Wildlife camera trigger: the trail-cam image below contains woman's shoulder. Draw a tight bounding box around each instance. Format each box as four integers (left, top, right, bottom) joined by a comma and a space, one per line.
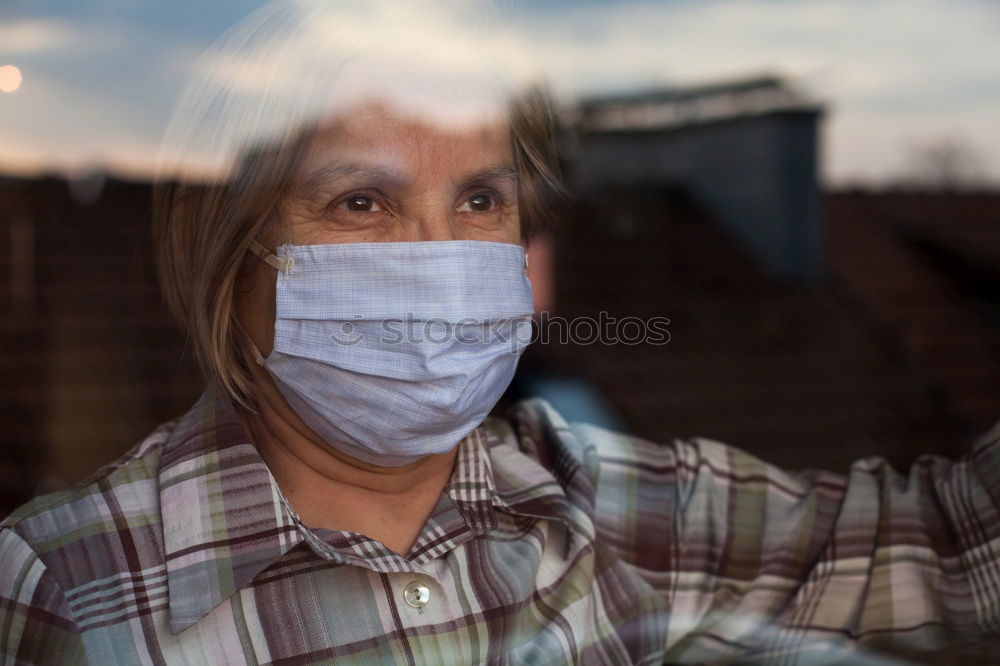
504, 396, 686, 470
501, 396, 724, 512
497, 397, 690, 499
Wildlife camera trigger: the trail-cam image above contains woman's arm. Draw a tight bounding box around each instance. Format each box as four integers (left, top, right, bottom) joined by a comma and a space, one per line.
577, 416, 1000, 661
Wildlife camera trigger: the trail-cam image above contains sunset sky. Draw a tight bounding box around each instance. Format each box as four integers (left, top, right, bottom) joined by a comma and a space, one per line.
1, 0, 998, 186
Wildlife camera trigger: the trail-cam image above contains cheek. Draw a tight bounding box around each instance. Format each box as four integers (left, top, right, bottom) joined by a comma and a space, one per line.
279, 200, 395, 245
234, 262, 278, 356
278, 200, 328, 243
500, 206, 522, 243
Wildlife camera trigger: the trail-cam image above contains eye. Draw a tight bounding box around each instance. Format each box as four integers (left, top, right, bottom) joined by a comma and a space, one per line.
336, 194, 384, 213
459, 193, 499, 213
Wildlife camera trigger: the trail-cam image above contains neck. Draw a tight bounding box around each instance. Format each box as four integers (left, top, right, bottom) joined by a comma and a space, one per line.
237, 367, 460, 551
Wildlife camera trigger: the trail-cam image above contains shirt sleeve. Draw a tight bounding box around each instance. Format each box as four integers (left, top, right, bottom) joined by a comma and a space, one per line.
581, 418, 1000, 661
0, 527, 87, 665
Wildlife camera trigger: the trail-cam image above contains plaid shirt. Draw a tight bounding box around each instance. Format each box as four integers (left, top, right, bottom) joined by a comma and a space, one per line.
2, 386, 1000, 665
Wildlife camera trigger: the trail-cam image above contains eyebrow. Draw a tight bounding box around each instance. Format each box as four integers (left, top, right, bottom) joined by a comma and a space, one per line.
463, 164, 519, 183
301, 161, 408, 196
300, 160, 520, 198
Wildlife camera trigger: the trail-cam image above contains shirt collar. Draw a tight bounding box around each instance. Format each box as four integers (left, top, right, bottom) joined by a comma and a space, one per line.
158, 387, 592, 635
159, 385, 305, 635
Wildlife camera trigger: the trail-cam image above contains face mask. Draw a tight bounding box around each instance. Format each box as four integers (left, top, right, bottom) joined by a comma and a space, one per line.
248, 240, 534, 467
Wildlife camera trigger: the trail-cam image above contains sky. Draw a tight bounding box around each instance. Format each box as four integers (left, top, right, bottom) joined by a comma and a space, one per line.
1, 0, 999, 186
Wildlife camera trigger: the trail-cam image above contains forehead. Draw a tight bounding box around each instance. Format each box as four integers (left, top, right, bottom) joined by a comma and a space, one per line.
297, 101, 513, 179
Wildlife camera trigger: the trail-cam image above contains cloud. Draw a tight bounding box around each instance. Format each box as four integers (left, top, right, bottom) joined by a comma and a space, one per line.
0, 65, 164, 175
185, 0, 997, 130
514, 0, 1000, 96
0, 19, 78, 55
510, 0, 1000, 183
1, 0, 999, 184
0, 16, 206, 178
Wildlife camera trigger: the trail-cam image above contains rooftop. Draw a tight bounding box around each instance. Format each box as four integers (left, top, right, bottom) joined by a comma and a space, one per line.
575, 74, 824, 132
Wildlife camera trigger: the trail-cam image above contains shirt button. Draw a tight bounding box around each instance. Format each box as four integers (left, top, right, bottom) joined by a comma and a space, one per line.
403, 581, 431, 609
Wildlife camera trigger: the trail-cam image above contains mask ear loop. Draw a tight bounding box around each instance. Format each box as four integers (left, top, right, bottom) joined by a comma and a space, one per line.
248, 339, 266, 366
232, 315, 267, 367
241, 239, 294, 366
249, 239, 295, 272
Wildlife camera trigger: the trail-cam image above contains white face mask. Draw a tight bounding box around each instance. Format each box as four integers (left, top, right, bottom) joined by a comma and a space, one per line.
248, 240, 534, 466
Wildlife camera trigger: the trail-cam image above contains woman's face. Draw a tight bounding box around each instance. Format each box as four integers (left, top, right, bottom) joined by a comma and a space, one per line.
274, 102, 521, 245
237, 100, 521, 358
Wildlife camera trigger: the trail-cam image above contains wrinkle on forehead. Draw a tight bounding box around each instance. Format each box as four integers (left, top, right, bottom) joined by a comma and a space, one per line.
295, 100, 513, 190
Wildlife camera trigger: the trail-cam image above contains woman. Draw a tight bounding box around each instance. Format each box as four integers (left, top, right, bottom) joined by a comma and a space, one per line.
2, 1, 999, 664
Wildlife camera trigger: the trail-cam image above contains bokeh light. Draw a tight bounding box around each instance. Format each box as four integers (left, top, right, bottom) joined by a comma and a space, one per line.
0, 65, 23, 93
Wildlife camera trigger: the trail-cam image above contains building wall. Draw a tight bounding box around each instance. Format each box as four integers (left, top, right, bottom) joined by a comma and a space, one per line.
0, 177, 201, 515
571, 110, 823, 282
